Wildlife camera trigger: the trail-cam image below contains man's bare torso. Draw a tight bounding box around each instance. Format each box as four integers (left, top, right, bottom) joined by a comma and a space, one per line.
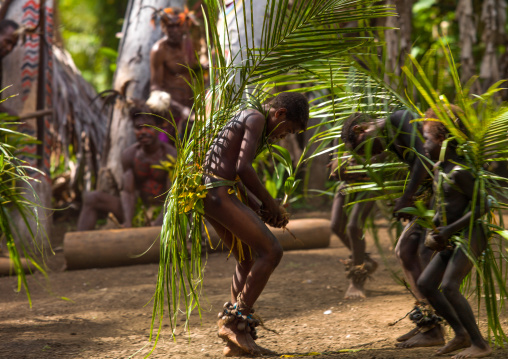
125, 142, 176, 206
152, 38, 196, 108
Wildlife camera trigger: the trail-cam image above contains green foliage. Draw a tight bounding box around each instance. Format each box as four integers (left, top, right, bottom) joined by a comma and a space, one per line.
59, 0, 126, 91
402, 42, 508, 345
151, 0, 395, 348
397, 200, 436, 230
0, 93, 47, 306
412, 0, 458, 58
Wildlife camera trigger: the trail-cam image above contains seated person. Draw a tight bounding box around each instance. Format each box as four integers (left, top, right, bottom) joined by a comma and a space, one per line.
77, 104, 176, 230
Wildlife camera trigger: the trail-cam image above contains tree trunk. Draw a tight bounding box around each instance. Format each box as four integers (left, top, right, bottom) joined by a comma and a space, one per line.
102, 0, 183, 187
479, 0, 506, 93
456, 0, 480, 93
385, 0, 413, 84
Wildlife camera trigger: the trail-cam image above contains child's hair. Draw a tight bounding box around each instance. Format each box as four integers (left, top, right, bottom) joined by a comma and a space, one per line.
0, 19, 19, 34
423, 105, 466, 143
270, 92, 309, 130
129, 101, 159, 125
340, 112, 372, 147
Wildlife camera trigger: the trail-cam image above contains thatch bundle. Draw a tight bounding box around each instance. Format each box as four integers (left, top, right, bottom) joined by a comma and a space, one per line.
51, 46, 108, 191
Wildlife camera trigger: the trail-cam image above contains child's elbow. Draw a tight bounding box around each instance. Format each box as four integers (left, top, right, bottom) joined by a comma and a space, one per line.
475, 196, 490, 217
236, 163, 250, 177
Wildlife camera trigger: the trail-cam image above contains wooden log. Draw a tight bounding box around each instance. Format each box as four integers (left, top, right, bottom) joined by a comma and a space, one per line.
207, 218, 331, 251
271, 218, 331, 250
17, 109, 54, 121
0, 257, 36, 276
64, 227, 161, 270
64, 218, 331, 270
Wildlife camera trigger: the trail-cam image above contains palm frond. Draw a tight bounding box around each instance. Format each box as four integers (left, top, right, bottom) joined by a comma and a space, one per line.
0, 110, 47, 306
151, 0, 396, 346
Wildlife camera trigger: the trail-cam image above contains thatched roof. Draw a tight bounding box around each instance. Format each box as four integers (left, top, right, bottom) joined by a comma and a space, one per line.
51, 45, 108, 177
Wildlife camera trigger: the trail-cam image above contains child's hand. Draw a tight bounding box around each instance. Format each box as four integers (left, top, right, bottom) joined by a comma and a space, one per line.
424, 227, 452, 251
259, 200, 288, 228
393, 197, 415, 220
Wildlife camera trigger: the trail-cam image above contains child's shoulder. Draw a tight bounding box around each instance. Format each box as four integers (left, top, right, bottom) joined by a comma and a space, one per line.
448, 162, 475, 188
238, 108, 266, 126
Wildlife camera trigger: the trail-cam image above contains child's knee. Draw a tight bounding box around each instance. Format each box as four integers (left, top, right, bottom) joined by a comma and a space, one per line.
346, 221, 361, 235
330, 221, 344, 237
416, 276, 433, 297
82, 191, 99, 206
267, 242, 283, 267
440, 280, 460, 298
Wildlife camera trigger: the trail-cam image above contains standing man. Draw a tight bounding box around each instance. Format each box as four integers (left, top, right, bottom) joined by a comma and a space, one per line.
148, 7, 201, 141
0, 19, 20, 116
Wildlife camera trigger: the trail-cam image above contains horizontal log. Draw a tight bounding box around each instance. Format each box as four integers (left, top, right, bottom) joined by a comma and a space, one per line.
64, 218, 331, 270
18, 109, 54, 121
0, 257, 36, 276
64, 227, 161, 270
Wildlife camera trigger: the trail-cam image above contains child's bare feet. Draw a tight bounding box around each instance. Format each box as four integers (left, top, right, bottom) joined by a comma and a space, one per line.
218, 318, 261, 355
451, 343, 492, 359
223, 341, 248, 357
396, 326, 420, 342
344, 280, 366, 299
435, 335, 471, 355
396, 325, 445, 348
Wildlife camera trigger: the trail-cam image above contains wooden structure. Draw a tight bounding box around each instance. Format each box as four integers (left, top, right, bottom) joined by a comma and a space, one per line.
63, 218, 331, 270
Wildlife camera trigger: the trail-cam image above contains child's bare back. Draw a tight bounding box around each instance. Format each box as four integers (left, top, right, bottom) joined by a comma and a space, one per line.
204, 109, 266, 181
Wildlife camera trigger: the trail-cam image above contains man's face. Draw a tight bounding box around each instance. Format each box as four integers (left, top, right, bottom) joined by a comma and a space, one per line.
161, 18, 188, 45
0, 26, 19, 59
133, 116, 158, 146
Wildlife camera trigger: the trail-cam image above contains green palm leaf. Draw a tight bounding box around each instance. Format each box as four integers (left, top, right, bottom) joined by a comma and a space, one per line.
151, 0, 396, 348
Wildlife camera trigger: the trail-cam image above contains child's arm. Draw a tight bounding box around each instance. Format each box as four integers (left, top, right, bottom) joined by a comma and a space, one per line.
431, 168, 489, 243
390, 112, 430, 219
236, 113, 286, 227
237, 183, 262, 213
120, 146, 137, 228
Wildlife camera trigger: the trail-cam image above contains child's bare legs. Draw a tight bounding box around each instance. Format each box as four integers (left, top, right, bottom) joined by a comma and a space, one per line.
331, 190, 350, 249
343, 199, 377, 300
204, 187, 282, 355
208, 220, 256, 305
395, 220, 427, 300
77, 191, 123, 230
417, 228, 491, 358
395, 222, 444, 346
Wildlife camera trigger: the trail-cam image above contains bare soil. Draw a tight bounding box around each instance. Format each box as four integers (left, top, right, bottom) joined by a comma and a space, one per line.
1, 215, 507, 359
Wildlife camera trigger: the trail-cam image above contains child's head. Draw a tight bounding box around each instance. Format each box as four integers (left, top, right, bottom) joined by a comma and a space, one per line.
341, 112, 383, 155
130, 102, 160, 146
422, 105, 465, 161
267, 92, 309, 141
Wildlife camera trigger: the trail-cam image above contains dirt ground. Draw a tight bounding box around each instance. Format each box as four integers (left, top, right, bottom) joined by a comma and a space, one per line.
1, 214, 507, 359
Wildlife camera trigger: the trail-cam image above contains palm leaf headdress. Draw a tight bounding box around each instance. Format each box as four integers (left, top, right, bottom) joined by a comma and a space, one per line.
149, 0, 396, 346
